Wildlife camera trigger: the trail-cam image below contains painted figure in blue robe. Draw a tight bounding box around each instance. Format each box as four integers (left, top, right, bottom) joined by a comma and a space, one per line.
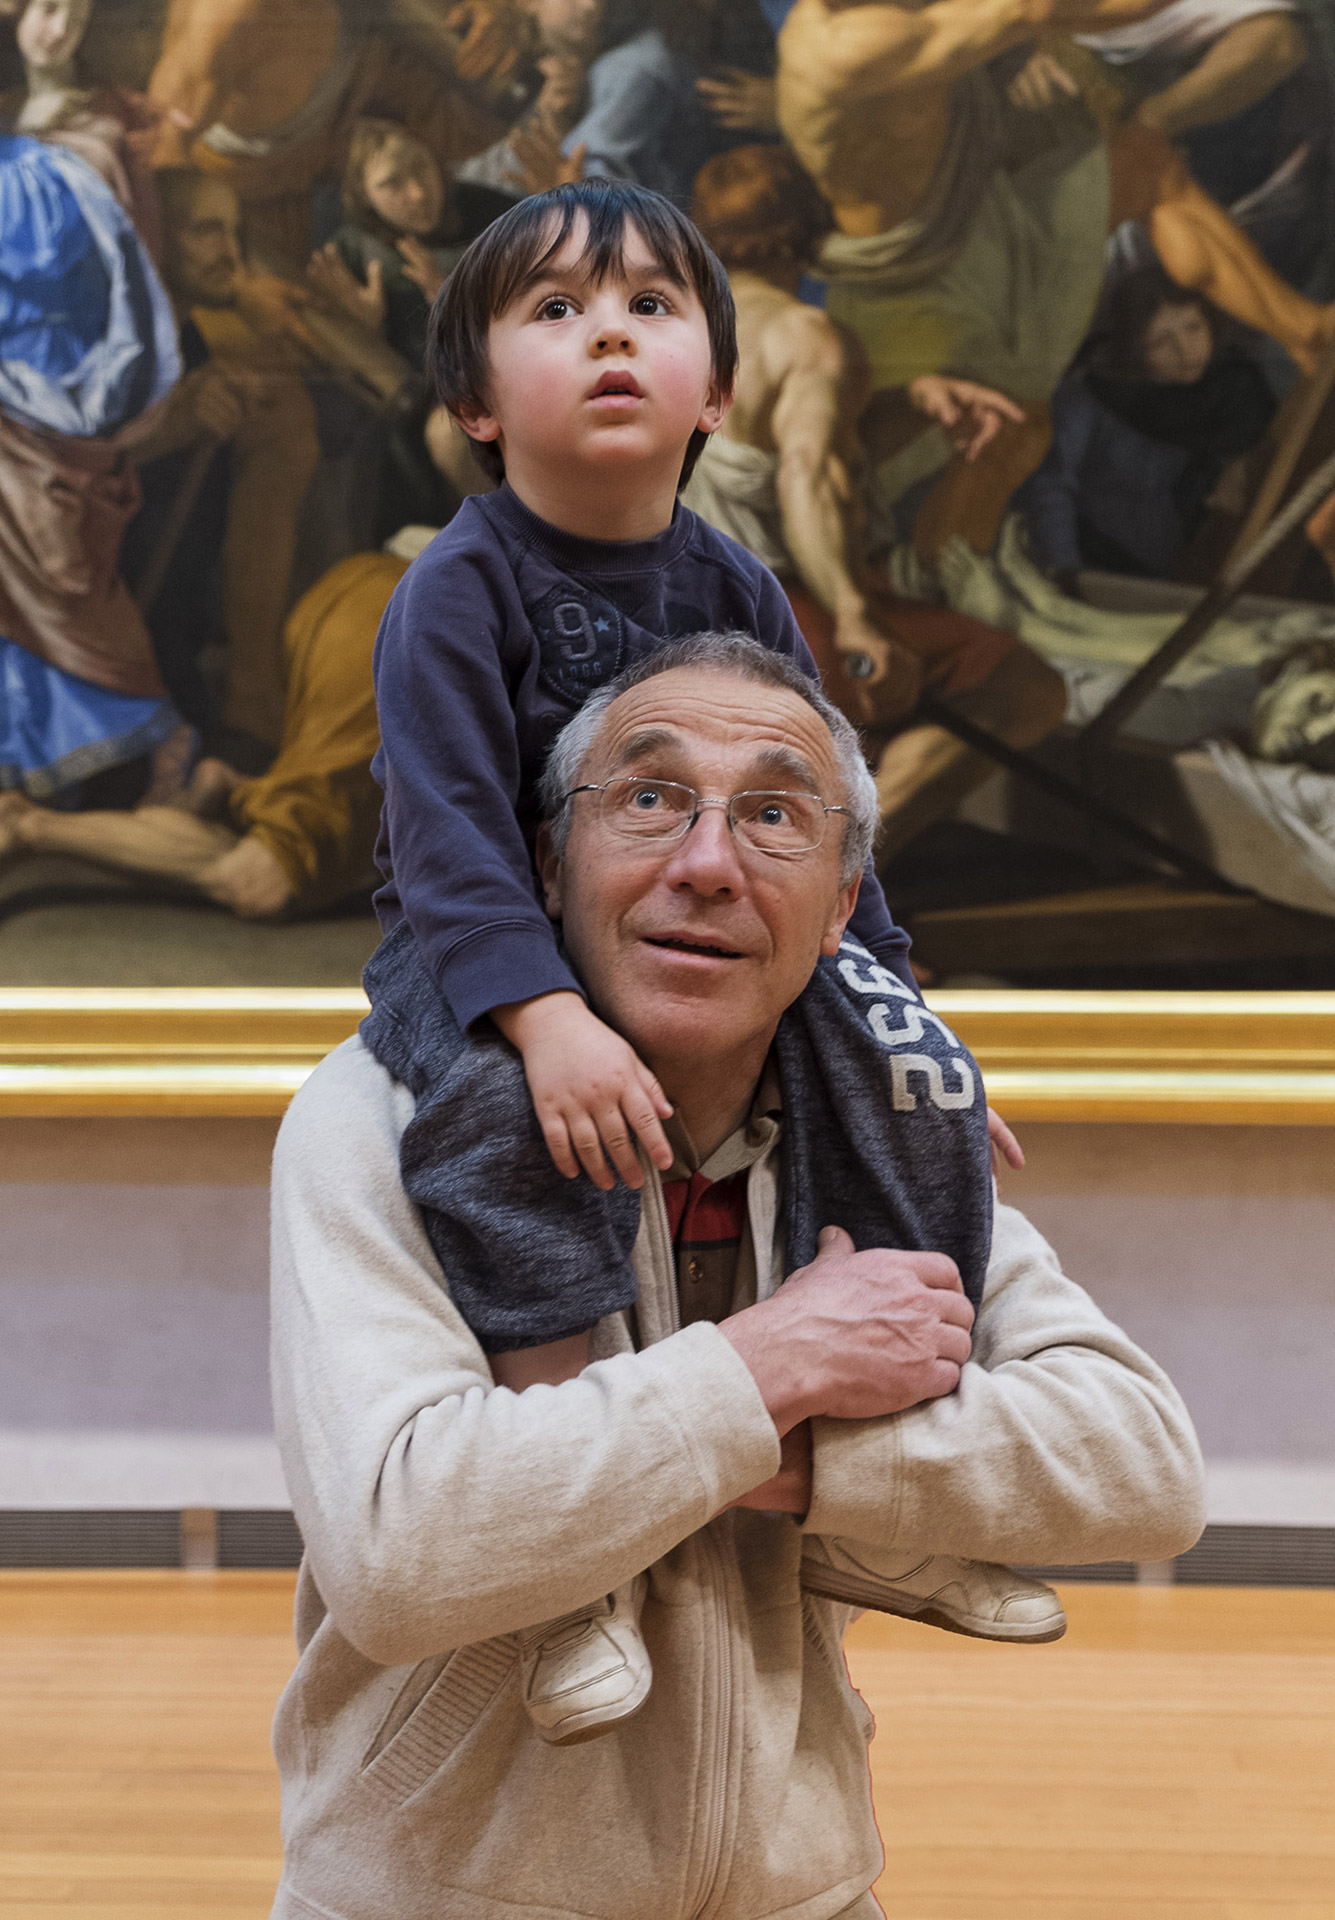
0, 131, 182, 805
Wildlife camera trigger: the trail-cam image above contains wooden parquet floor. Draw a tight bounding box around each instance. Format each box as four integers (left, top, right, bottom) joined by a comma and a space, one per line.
0, 1573, 1332, 1919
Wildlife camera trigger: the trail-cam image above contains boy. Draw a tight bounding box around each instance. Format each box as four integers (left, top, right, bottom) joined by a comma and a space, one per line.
363, 180, 1063, 1746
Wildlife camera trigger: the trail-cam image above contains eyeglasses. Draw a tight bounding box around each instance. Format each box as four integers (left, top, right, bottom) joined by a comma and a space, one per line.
562, 776, 849, 855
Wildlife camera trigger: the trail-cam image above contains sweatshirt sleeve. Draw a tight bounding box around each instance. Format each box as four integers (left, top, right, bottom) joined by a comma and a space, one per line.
270, 1039, 782, 1668
747, 561, 915, 987
374, 544, 581, 1029
801, 1201, 1206, 1567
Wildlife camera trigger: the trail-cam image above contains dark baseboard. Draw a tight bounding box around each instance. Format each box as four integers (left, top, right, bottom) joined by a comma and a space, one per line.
1, 1512, 1332, 1586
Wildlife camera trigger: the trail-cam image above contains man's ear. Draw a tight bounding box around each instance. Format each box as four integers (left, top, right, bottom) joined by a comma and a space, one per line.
535, 820, 564, 921
819, 871, 860, 957
697, 376, 733, 435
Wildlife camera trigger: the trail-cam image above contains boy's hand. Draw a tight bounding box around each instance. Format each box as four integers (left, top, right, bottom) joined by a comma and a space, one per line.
493, 992, 675, 1190
987, 1105, 1024, 1174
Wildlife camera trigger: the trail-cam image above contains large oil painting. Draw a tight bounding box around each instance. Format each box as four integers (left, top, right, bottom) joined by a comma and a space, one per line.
3, 0, 1335, 989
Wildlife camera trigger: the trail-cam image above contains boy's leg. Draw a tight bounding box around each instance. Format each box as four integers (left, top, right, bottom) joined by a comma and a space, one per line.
778, 940, 1064, 1643
802, 1542, 1067, 1643
360, 923, 652, 1740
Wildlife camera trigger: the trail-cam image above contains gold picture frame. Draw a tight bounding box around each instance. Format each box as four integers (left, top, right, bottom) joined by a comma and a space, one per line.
3, 988, 1334, 1123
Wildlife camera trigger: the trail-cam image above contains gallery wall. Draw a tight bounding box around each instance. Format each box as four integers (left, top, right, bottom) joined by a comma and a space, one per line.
2, 1114, 1331, 1528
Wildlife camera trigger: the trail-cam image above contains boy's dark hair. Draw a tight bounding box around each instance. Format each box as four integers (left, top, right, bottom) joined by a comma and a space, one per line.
427, 179, 738, 489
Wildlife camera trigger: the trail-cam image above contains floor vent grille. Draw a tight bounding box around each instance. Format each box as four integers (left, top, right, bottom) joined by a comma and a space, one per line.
217, 1509, 304, 1568
0, 1509, 181, 1568
1174, 1523, 1335, 1588
1, 1515, 1331, 1584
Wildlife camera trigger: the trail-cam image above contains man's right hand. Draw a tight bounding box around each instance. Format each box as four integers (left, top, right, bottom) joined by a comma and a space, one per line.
720, 1225, 973, 1435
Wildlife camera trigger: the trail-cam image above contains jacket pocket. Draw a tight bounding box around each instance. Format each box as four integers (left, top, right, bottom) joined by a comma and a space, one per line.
360, 1637, 517, 1805
802, 1593, 875, 1744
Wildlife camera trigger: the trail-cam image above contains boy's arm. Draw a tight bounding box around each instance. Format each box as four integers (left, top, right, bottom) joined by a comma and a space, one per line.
374, 548, 581, 1031
752, 566, 917, 990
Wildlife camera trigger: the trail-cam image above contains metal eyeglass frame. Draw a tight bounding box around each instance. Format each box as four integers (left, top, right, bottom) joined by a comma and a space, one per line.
561, 778, 851, 853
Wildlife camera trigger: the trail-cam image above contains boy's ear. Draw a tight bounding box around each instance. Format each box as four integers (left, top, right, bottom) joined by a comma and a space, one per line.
453, 400, 501, 446
697, 376, 733, 435
535, 821, 564, 921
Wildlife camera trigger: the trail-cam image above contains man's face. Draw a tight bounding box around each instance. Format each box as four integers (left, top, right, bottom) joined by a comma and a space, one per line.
363, 131, 445, 238
165, 179, 243, 309
459, 214, 728, 486
541, 667, 860, 1080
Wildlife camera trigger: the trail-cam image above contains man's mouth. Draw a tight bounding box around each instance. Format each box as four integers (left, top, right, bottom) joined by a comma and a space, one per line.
590, 370, 643, 399
643, 934, 744, 961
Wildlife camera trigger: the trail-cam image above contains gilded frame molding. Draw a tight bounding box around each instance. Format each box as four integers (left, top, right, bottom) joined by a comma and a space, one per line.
2, 988, 1334, 1122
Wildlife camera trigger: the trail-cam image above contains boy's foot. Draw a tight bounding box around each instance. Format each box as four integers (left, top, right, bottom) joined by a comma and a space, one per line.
517, 1579, 652, 1745
800, 1539, 1067, 1643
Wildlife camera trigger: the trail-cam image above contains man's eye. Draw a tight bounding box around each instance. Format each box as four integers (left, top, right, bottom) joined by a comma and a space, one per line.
630, 786, 664, 809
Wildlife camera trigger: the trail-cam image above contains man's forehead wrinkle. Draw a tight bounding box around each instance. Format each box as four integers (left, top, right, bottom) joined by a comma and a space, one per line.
592, 674, 843, 790
606, 726, 683, 770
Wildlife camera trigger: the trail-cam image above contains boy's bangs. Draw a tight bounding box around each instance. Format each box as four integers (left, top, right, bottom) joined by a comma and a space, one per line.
491, 193, 693, 318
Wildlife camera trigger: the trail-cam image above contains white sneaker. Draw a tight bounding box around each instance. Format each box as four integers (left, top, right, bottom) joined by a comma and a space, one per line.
516, 1578, 652, 1745
801, 1539, 1066, 1643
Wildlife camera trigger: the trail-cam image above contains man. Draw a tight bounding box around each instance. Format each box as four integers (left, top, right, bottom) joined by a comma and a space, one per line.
775, 0, 1335, 562
267, 633, 1204, 1920
685, 143, 1068, 857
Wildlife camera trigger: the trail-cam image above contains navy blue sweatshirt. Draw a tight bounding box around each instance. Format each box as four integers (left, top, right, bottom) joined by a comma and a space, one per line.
371, 483, 911, 1031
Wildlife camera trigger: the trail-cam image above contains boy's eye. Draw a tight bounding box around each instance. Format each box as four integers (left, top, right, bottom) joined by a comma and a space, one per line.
539, 297, 574, 320
631, 293, 670, 316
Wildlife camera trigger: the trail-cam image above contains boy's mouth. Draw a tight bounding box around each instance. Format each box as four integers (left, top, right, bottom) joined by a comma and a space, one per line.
589, 370, 644, 400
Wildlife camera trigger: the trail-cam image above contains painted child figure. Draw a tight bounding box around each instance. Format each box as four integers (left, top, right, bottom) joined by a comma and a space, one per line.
362, 180, 1063, 1747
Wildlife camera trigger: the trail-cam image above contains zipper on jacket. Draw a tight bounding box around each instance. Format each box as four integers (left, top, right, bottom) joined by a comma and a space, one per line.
686, 1521, 736, 1920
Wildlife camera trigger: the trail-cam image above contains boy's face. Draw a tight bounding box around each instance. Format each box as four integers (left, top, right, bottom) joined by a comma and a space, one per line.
457, 216, 729, 490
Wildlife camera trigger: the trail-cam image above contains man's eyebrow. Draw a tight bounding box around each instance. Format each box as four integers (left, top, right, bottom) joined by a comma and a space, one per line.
605, 727, 682, 770
750, 744, 824, 791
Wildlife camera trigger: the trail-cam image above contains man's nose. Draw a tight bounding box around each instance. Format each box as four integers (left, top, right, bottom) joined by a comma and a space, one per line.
660, 802, 745, 893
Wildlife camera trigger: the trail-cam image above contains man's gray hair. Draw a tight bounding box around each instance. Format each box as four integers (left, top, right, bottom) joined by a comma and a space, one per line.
538, 631, 879, 884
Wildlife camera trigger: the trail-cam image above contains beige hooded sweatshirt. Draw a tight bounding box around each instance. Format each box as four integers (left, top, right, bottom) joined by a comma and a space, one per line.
268, 1037, 1205, 1920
